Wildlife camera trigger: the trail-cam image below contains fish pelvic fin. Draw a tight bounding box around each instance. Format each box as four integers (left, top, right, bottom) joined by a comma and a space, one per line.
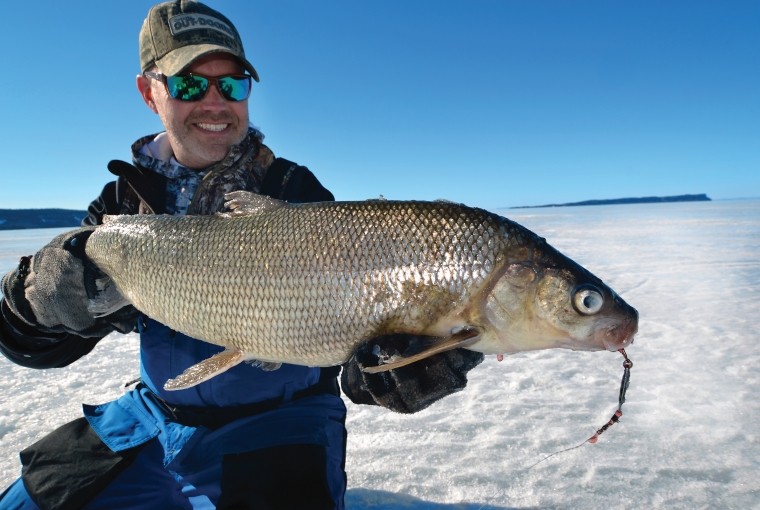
164, 349, 245, 391
245, 359, 283, 371
87, 276, 132, 317
218, 191, 288, 218
361, 327, 481, 374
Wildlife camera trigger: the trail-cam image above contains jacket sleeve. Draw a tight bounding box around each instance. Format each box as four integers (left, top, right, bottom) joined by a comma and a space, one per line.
0, 301, 101, 369
82, 179, 126, 226
261, 157, 335, 204
282, 166, 335, 204
0, 181, 122, 369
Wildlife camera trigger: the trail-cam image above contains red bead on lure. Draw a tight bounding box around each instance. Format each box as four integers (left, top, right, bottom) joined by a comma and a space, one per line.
528, 349, 633, 468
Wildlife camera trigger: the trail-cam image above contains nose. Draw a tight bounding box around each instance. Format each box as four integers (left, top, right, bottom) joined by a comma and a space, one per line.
199, 83, 227, 112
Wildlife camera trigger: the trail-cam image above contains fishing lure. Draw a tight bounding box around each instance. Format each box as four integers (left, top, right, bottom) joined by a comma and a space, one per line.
529, 348, 633, 468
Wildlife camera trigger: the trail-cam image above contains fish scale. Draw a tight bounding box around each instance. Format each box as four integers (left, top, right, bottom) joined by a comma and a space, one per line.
86, 199, 509, 367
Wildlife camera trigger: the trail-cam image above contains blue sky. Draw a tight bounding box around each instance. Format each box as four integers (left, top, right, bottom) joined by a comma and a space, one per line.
1, 1, 757, 210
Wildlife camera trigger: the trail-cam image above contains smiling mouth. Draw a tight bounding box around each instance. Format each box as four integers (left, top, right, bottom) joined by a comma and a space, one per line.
196, 123, 230, 132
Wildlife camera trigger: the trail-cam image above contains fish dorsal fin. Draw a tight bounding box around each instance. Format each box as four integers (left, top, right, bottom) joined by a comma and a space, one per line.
361, 327, 481, 374
164, 349, 245, 391
219, 191, 287, 218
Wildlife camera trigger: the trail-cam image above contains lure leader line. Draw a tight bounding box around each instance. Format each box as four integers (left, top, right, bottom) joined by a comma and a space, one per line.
528, 348, 633, 469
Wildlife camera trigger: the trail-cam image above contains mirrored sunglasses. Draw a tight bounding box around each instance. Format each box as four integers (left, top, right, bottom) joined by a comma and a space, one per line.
144, 71, 252, 102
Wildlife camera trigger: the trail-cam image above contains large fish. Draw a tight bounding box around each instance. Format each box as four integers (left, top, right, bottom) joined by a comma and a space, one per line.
85, 192, 638, 391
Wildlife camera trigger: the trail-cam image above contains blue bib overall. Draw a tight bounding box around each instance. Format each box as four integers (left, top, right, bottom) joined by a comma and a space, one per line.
1, 316, 347, 509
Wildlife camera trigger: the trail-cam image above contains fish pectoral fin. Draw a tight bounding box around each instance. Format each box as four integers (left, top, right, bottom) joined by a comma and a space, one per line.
88, 276, 133, 317
164, 349, 245, 391
361, 327, 481, 374
399, 335, 449, 357
218, 191, 288, 218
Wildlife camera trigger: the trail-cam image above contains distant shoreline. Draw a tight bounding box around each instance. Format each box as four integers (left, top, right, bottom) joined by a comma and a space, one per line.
0, 209, 87, 231
509, 194, 711, 209
0, 193, 729, 229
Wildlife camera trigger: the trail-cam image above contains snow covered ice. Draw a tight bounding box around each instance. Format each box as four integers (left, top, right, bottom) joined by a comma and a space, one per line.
1, 199, 758, 509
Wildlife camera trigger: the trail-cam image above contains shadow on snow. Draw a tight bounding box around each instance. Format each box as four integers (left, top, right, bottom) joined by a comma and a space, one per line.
345, 488, 532, 510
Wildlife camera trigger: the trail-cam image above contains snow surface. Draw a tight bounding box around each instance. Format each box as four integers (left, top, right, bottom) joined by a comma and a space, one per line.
1, 200, 758, 509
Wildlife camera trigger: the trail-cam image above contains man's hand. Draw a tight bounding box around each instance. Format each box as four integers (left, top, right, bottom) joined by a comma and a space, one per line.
1, 227, 138, 338
341, 334, 484, 414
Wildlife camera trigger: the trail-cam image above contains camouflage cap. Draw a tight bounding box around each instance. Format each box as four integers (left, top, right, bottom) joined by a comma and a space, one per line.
139, 0, 259, 81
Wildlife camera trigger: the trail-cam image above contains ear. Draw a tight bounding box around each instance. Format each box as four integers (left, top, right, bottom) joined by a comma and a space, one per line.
136, 74, 159, 114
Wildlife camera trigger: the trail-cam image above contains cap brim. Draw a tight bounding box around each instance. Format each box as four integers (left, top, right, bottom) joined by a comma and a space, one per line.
155, 44, 260, 82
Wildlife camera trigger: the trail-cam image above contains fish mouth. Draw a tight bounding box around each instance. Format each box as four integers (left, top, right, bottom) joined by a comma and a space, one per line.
599, 314, 638, 351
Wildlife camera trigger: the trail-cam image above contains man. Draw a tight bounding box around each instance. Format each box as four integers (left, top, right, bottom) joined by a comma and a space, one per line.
0, 1, 483, 508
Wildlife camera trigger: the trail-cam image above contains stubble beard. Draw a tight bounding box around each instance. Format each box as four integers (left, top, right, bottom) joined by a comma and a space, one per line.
167, 112, 249, 169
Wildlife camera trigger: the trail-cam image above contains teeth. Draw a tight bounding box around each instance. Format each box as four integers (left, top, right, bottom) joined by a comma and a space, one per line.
197, 123, 229, 132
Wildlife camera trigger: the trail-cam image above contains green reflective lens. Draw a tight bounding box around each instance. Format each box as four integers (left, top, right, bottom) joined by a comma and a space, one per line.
166, 75, 208, 101
164, 74, 251, 102
217, 76, 251, 102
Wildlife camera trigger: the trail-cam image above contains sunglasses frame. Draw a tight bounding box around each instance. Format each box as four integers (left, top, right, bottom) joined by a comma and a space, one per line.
144, 71, 252, 102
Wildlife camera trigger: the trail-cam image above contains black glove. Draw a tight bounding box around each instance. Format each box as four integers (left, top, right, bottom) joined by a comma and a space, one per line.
341, 334, 484, 414
1, 227, 138, 338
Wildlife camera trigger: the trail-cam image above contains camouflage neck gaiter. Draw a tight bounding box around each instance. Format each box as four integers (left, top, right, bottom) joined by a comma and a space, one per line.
131, 127, 274, 216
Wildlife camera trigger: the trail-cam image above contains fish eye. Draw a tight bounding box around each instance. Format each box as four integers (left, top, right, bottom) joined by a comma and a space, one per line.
573, 285, 604, 315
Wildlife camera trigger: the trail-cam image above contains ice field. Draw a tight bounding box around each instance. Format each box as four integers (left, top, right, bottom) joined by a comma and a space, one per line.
0, 199, 758, 509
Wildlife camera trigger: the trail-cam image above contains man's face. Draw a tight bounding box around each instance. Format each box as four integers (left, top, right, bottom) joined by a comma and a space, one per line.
137, 53, 250, 170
